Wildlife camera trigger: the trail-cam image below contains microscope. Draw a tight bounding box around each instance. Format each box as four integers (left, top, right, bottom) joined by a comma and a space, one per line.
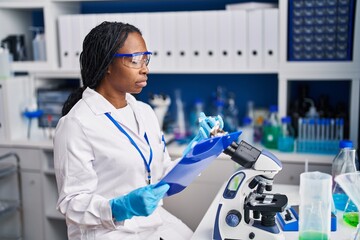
213, 140, 288, 240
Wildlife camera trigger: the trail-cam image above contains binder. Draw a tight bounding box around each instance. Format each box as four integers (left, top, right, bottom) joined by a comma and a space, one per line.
134, 12, 151, 48
203, 11, 219, 70
175, 11, 191, 70
162, 12, 177, 71
148, 12, 164, 72
189, 11, 206, 70
156, 131, 242, 197
231, 10, 248, 70
70, 15, 83, 70
263, 8, 279, 70
247, 9, 264, 69
217, 10, 233, 71
58, 15, 73, 69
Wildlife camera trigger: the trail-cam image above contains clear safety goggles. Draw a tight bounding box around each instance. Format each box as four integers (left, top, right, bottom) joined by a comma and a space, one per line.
113, 51, 152, 69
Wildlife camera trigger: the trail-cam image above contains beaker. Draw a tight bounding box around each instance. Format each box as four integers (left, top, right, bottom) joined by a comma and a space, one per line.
335, 172, 360, 240
299, 171, 332, 240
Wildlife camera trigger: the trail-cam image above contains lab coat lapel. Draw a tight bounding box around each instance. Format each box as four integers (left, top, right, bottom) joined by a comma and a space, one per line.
126, 94, 146, 139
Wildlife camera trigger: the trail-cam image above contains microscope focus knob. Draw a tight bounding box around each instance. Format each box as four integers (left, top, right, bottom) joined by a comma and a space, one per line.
225, 210, 241, 227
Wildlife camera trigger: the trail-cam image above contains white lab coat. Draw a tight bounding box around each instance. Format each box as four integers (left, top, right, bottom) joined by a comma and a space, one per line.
54, 87, 192, 240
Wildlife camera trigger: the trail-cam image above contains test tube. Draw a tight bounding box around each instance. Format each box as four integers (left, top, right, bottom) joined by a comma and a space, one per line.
330, 118, 335, 140
339, 118, 344, 140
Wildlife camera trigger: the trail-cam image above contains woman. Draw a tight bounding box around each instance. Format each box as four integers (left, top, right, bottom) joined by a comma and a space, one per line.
54, 21, 194, 240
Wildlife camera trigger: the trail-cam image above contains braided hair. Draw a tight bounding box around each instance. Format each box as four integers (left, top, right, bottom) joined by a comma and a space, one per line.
61, 21, 141, 116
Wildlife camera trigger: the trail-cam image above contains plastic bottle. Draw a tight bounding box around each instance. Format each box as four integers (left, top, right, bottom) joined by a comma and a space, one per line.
189, 98, 204, 138
262, 105, 281, 149
278, 116, 295, 152
240, 117, 254, 145
0, 46, 11, 80
332, 140, 358, 218
30, 27, 46, 61
224, 93, 239, 132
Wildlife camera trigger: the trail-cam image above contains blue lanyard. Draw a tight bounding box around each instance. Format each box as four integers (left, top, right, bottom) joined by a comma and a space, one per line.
105, 112, 153, 184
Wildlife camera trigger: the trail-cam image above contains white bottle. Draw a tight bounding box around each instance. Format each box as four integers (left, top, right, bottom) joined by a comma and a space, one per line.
0, 47, 11, 80
240, 116, 254, 145
31, 27, 46, 61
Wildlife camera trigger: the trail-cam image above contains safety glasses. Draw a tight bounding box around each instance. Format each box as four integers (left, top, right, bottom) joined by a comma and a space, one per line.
113, 51, 152, 69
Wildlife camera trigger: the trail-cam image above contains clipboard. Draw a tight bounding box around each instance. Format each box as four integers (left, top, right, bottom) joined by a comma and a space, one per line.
156, 131, 241, 197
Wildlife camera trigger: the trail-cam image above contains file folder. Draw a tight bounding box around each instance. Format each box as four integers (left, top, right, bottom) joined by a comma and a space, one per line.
148, 12, 164, 72
218, 10, 233, 71
230, 10, 248, 70
203, 11, 219, 70
156, 131, 242, 197
58, 15, 73, 69
263, 8, 279, 70
134, 12, 151, 48
189, 11, 206, 70
162, 12, 177, 71
247, 9, 264, 69
70, 15, 83, 70
175, 11, 191, 70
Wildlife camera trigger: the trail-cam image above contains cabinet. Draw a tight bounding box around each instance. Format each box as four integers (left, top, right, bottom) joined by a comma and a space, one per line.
0, 151, 22, 239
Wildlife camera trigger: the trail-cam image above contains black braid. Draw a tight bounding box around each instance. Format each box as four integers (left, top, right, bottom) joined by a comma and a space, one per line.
61, 21, 141, 116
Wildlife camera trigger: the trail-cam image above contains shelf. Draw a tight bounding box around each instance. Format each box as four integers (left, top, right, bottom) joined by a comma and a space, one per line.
11, 61, 53, 73
0, 1, 45, 8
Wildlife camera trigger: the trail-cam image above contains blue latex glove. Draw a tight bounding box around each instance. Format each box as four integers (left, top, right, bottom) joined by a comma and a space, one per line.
183, 112, 224, 156
109, 183, 169, 222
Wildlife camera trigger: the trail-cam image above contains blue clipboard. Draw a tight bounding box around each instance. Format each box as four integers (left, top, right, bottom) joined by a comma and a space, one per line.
156, 131, 242, 197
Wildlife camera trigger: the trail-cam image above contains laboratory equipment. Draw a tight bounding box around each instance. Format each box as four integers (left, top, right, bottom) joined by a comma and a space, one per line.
213, 140, 288, 240
299, 171, 332, 240
297, 117, 342, 154
288, 0, 356, 61
0, 47, 11, 80
148, 93, 171, 131
335, 172, 360, 240
332, 140, 358, 211
262, 105, 281, 149
188, 98, 204, 138
239, 116, 254, 145
1, 35, 27, 61
183, 112, 225, 156
174, 89, 186, 141
278, 116, 295, 152
29, 27, 46, 61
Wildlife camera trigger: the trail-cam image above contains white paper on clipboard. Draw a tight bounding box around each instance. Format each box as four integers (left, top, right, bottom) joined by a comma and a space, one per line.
156, 131, 241, 197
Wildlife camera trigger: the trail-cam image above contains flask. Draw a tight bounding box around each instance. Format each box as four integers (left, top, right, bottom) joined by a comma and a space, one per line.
262, 105, 281, 149
278, 116, 295, 152
240, 117, 254, 145
224, 93, 239, 132
332, 140, 358, 215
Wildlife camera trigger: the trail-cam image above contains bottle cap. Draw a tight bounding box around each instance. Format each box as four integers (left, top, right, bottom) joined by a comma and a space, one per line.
339, 140, 353, 148
281, 116, 291, 124
242, 116, 252, 125
269, 105, 278, 113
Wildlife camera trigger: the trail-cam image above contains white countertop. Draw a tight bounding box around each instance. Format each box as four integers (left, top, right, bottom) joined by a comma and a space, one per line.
191, 184, 357, 240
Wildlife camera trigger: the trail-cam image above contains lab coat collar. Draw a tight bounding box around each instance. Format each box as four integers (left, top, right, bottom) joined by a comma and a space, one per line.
83, 87, 146, 137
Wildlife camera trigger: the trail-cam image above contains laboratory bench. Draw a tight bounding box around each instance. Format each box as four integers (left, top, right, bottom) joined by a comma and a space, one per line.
191, 184, 357, 240
0, 139, 335, 239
